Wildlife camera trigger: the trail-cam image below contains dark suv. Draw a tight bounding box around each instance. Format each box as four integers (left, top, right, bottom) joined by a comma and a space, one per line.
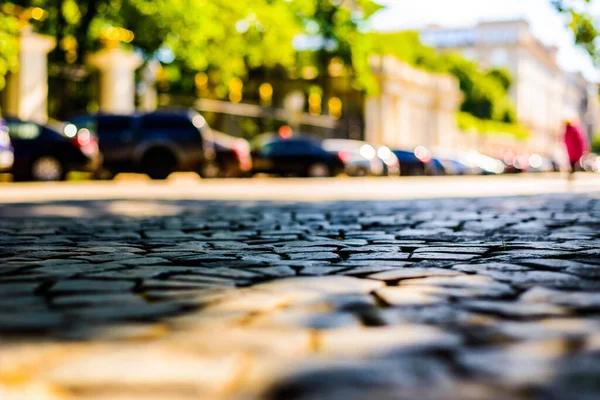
72, 109, 216, 179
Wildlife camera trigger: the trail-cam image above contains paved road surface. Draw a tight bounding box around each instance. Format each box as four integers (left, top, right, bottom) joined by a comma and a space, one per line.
1, 177, 600, 400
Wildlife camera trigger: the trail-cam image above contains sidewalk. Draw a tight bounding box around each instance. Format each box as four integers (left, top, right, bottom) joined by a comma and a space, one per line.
1, 173, 599, 204
1, 194, 600, 400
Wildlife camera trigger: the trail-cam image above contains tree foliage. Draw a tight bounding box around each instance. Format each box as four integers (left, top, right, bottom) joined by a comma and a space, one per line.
486, 68, 513, 91
592, 135, 600, 152
351, 31, 436, 92
424, 54, 516, 123
293, 0, 383, 74
432, 53, 516, 122
0, 12, 19, 93
552, 0, 599, 61
6, 0, 379, 88
457, 112, 529, 140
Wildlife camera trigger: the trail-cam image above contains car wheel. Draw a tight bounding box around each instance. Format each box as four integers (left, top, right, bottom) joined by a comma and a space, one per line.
93, 167, 115, 180
356, 167, 368, 177
198, 162, 221, 179
31, 156, 64, 181
308, 162, 331, 178
141, 149, 176, 180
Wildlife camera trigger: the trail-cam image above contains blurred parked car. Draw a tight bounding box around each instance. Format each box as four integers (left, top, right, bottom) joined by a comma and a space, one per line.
474, 152, 506, 175
71, 109, 216, 180
433, 149, 505, 175
526, 154, 556, 173
210, 130, 252, 177
392, 149, 426, 176
414, 146, 445, 175
582, 153, 600, 173
376, 146, 401, 176
502, 153, 528, 173
0, 118, 14, 173
437, 158, 471, 175
5, 117, 101, 181
429, 158, 446, 175
251, 134, 345, 177
322, 139, 383, 176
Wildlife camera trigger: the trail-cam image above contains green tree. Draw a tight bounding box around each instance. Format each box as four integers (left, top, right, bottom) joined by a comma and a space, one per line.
8, 0, 382, 87
486, 68, 513, 91
288, 0, 383, 86
434, 54, 516, 122
0, 12, 19, 95
592, 135, 600, 152
351, 31, 437, 93
552, 0, 598, 61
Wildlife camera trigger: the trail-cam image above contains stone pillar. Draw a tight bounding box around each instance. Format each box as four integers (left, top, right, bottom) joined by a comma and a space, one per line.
364, 96, 381, 145
88, 48, 143, 114
283, 91, 306, 132
138, 60, 159, 112
4, 26, 55, 123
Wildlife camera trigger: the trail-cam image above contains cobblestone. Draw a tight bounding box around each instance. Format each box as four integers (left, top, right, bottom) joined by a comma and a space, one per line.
369, 267, 462, 281
0, 193, 599, 399
49, 279, 136, 293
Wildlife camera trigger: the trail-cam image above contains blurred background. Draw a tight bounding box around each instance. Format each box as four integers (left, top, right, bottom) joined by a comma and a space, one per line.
0, 0, 599, 183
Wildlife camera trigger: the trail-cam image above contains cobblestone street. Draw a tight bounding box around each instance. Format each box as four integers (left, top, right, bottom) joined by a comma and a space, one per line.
1, 191, 600, 399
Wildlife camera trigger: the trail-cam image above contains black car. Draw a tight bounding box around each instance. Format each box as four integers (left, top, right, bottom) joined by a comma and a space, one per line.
5, 117, 101, 181
392, 149, 445, 176
251, 134, 345, 177
392, 150, 426, 176
430, 158, 446, 176
71, 109, 216, 180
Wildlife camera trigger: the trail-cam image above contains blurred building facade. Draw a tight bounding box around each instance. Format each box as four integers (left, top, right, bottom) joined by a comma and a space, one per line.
420, 19, 599, 156
365, 56, 462, 149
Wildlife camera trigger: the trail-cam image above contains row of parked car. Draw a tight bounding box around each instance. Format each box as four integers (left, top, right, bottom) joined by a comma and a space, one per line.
0, 110, 216, 181
1, 108, 598, 181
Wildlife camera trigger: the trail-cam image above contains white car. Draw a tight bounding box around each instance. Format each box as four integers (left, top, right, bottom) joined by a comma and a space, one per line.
322, 139, 384, 176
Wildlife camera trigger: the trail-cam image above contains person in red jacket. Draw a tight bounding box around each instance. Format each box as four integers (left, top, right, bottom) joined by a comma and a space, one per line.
563, 119, 589, 178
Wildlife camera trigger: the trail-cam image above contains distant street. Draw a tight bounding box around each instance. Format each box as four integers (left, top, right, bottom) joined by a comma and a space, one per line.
1, 173, 599, 207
